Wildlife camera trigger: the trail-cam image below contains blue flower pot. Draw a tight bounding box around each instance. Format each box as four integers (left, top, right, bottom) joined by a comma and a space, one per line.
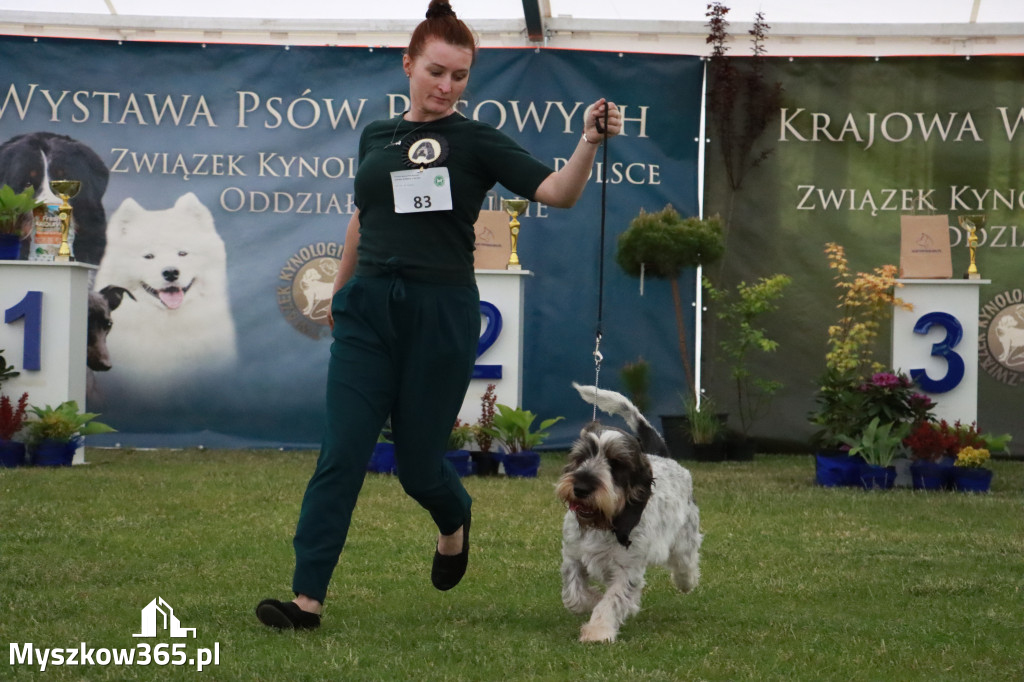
910, 460, 954, 490
0, 233, 20, 260
859, 464, 896, 490
815, 452, 864, 487
952, 467, 993, 493
444, 449, 472, 477
31, 439, 77, 467
0, 439, 27, 468
367, 442, 396, 474
502, 451, 540, 478
470, 451, 499, 477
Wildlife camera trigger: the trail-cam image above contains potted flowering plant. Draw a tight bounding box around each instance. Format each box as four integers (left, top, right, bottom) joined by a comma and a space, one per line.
444, 420, 474, 477
0, 348, 29, 467
476, 403, 563, 478
906, 420, 1010, 491
812, 370, 935, 487
952, 446, 993, 493
904, 420, 961, 490
837, 417, 910, 490
809, 242, 921, 486
470, 383, 499, 476
24, 400, 115, 467
0, 391, 29, 467
0, 184, 44, 259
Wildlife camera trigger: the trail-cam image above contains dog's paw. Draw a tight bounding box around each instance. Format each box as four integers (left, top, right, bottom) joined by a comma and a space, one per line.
579, 621, 617, 643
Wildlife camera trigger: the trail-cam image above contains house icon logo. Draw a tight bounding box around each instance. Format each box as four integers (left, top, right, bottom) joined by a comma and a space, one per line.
133, 597, 196, 638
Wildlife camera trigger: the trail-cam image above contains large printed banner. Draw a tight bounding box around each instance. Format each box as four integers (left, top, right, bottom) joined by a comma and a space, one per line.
0, 36, 702, 448
704, 56, 1024, 451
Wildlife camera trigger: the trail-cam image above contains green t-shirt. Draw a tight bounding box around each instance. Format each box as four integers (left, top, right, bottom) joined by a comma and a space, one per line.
354, 112, 553, 283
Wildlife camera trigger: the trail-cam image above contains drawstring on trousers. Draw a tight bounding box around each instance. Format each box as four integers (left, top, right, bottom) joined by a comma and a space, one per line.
382, 257, 407, 338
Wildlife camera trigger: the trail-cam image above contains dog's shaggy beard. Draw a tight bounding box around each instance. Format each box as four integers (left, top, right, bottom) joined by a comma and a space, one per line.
556, 425, 654, 546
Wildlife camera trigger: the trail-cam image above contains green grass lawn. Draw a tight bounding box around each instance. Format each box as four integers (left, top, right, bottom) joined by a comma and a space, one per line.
1, 450, 1022, 681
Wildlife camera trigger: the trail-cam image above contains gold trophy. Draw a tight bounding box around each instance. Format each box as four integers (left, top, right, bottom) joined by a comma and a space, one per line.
50, 179, 81, 262
501, 198, 529, 270
958, 214, 984, 280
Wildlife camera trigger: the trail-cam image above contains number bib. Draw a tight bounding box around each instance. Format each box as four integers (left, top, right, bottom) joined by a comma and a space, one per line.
391, 167, 453, 213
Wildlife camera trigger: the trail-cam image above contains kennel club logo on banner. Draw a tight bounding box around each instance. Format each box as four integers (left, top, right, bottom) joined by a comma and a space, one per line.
278, 242, 343, 339
979, 289, 1024, 386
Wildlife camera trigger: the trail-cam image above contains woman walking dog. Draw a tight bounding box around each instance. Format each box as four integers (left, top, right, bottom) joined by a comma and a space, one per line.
257, 0, 621, 630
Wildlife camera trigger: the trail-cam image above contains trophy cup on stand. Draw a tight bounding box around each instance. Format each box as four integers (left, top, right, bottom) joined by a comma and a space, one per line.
50, 179, 81, 263
958, 214, 984, 280
501, 198, 529, 270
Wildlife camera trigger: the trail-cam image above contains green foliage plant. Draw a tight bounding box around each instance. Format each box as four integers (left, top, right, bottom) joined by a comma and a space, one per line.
0, 348, 20, 386
703, 273, 791, 436
24, 400, 115, 445
0, 184, 44, 235
619, 357, 652, 414
684, 394, 725, 445
446, 420, 474, 451
838, 416, 910, 468
617, 205, 725, 394
477, 404, 563, 454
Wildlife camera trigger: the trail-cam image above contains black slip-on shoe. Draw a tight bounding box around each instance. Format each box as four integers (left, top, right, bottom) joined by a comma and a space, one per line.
255, 599, 321, 630
431, 515, 470, 591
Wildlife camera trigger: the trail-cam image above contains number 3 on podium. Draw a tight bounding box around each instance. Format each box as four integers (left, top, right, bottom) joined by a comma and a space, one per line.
909, 311, 964, 394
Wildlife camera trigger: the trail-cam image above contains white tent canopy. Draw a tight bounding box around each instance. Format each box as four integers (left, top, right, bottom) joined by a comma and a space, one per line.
3, 1, 1024, 55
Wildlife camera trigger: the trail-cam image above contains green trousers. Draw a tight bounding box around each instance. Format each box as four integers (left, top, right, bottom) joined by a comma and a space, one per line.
292, 272, 478, 603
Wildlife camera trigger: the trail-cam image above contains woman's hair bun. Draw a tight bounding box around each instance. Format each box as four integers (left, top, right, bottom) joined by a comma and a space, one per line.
426, 1, 457, 20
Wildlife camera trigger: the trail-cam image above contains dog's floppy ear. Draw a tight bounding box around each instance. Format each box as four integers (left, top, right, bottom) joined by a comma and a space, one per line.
611, 452, 654, 548
100, 285, 134, 311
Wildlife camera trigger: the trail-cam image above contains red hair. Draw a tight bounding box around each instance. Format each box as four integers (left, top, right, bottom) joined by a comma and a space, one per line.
407, 1, 477, 63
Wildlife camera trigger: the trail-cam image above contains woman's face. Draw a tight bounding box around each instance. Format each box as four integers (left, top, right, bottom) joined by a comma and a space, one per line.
403, 38, 473, 121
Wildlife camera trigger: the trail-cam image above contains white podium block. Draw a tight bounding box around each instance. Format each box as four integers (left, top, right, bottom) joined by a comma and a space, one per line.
892, 279, 988, 425
458, 269, 531, 429
0, 261, 95, 464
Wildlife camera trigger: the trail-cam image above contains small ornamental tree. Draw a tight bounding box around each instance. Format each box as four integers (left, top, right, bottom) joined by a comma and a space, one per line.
617, 206, 724, 396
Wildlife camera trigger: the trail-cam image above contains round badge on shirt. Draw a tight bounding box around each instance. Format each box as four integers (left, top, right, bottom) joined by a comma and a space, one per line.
402, 132, 450, 169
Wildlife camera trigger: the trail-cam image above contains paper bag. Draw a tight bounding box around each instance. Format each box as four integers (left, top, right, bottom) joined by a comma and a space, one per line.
474, 210, 511, 270
899, 214, 952, 279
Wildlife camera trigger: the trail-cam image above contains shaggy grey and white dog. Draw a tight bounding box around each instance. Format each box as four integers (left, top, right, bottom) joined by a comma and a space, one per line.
556, 382, 702, 643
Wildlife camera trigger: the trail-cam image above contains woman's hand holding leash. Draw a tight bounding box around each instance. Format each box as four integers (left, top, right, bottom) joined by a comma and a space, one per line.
583, 98, 622, 144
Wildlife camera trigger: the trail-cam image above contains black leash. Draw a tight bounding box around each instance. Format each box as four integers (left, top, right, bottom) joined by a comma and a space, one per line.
592, 105, 610, 421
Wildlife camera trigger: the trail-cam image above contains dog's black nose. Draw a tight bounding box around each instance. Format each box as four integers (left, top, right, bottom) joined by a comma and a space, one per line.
163, 268, 179, 282
573, 482, 594, 499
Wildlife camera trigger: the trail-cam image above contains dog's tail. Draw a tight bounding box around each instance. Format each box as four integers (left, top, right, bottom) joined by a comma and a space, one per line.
572, 382, 669, 458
